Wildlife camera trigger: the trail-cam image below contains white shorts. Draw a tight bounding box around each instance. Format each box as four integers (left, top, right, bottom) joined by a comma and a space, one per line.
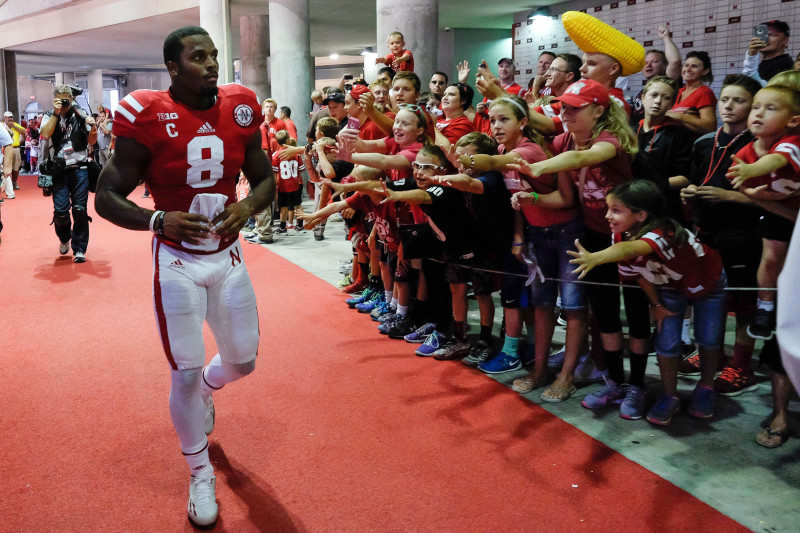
152, 238, 259, 370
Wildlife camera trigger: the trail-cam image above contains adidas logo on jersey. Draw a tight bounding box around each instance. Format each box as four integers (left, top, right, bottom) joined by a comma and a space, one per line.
169, 259, 185, 270
197, 122, 216, 134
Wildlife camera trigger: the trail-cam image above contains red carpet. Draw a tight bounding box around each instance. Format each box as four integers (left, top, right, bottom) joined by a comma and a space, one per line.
0, 177, 747, 532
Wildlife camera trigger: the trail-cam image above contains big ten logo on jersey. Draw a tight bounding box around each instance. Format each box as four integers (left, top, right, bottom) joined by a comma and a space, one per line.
279, 160, 299, 180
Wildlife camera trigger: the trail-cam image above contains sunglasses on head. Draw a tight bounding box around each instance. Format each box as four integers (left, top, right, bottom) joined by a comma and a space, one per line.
412, 161, 445, 172
398, 103, 423, 113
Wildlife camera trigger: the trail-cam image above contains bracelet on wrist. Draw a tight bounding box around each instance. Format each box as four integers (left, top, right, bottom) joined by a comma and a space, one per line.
650, 302, 661, 308
149, 210, 163, 233
512, 242, 524, 247
530, 191, 539, 204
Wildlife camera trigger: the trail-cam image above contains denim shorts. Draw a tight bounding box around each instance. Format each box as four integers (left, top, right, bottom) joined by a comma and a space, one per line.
654, 271, 728, 357
525, 218, 586, 310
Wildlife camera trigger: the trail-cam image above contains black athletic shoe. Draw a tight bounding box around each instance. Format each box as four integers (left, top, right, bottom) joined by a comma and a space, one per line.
748, 308, 776, 340
387, 316, 417, 339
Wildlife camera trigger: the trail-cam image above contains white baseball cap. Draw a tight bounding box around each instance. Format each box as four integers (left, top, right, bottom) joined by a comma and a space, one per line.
3, 111, 13, 117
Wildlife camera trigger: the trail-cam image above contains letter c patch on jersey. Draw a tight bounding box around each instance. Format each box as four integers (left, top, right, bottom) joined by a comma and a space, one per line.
234, 104, 255, 128
166, 123, 178, 138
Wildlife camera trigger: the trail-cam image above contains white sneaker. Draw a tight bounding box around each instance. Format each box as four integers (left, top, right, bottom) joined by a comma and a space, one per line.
574, 353, 606, 384
203, 395, 215, 436
59, 241, 70, 254
73, 252, 86, 263
188, 475, 218, 526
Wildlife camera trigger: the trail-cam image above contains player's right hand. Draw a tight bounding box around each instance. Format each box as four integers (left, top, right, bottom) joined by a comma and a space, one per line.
162, 211, 212, 244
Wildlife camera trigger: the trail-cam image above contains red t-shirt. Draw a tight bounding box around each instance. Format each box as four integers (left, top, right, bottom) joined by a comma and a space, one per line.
552, 130, 634, 234
260, 117, 287, 151
113, 84, 261, 253
346, 192, 400, 252
358, 118, 387, 141
733, 134, 800, 195
386, 50, 415, 72
616, 228, 723, 297
436, 115, 475, 144
283, 118, 298, 140
499, 138, 580, 227
271, 148, 305, 193
671, 85, 717, 114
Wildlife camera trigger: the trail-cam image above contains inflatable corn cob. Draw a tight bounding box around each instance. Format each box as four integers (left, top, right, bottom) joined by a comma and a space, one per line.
562, 11, 645, 76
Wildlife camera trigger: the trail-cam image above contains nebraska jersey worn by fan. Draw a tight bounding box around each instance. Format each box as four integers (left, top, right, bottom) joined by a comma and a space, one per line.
113, 84, 261, 251
616, 228, 723, 297
271, 149, 305, 193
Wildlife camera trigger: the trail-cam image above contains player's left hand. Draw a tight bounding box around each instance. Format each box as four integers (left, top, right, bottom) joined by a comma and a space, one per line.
211, 202, 250, 241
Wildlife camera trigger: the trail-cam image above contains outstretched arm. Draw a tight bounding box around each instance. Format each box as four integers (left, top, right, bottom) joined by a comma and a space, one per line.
567, 238, 653, 279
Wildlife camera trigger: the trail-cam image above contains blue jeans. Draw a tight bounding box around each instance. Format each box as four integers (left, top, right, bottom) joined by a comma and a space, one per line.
526, 218, 586, 310
52, 166, 90, 253
654, 272, 728, 357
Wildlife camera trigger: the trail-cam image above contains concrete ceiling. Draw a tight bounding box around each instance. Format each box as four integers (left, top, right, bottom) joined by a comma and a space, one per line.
9, 0, 566, 77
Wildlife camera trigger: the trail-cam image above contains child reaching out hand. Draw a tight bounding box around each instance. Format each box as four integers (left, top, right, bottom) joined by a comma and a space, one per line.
569, 180, 727, 427
375, 31, 414, 73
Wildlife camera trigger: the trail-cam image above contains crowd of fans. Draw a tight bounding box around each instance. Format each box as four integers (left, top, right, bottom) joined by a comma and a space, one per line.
237, 18, 800, 449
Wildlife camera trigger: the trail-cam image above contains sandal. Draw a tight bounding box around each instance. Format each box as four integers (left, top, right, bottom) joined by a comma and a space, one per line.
512, 376, 547, 394
760, 413, 776, 429
540, 385, 577, 403
755, 426, 790, 448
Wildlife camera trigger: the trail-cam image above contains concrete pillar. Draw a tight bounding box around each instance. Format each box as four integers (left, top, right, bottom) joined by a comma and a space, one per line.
376, 0, 438, 82
363, 53, 379, 82
88, 69, 103, 112
3, 50, 19, 117
55, 72, 76, 87
239, 15, 270, 102
199, 0, 233, 84
268, 0, 312, 140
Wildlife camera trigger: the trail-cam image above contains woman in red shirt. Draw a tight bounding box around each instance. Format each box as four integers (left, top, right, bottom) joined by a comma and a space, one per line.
667, 51, 718, 135
436, 83, 476, 145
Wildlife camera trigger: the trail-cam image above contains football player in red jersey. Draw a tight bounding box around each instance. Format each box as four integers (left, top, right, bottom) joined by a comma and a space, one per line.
94, 26, 275, 527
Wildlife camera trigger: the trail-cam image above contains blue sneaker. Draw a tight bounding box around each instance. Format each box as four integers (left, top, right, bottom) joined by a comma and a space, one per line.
346, 287, 375, 308
477, 351, 522, 374
415, 330, 445, 357
619, 384, 646, 420
355, 292, 384, 313
370, 301, 394, 321
646, 393, 681, 426
581, 376, 624, 410
688, 386, 716, 420
404, 322, 436, 343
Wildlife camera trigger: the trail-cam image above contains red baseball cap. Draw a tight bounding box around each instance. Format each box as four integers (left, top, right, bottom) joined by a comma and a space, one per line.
554, 79, 610, 109
349, 84, 370, 102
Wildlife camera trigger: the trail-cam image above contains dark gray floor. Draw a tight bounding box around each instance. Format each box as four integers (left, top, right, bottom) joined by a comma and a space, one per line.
251, 201, 800, 533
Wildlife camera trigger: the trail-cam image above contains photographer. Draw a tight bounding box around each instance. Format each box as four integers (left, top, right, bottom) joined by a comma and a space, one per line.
39, 84, 97, 263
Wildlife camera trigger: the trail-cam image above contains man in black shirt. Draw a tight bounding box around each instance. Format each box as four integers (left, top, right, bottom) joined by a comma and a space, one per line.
744, 20, 793, 83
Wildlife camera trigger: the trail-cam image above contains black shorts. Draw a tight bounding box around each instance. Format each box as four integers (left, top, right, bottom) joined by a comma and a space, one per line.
699, 229, 760, 317
444, 253, 494, 295
760, 212, 795, 242
278, 190, 302, 209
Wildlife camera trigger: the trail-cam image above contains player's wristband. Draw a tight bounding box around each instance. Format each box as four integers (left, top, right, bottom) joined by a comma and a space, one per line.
149, 210, 164, 233
156, 211, 166, 235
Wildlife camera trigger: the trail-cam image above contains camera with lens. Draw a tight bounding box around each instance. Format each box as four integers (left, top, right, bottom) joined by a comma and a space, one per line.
60, 99, 71, 108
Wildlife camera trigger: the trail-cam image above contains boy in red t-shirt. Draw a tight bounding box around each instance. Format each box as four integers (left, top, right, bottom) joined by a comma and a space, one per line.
375, 31, 414, 73
726, 85, 800, 340
271, 131, 306, 233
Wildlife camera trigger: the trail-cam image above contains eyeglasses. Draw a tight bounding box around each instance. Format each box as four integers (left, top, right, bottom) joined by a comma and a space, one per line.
412, 162, 445, 172
546, 67, 568, 74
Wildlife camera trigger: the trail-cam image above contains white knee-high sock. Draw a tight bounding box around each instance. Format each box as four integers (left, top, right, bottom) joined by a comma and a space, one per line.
169, 368, 212, 476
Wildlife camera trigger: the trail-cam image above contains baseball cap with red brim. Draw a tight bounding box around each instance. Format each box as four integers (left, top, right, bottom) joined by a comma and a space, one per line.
554, 79, 610, 109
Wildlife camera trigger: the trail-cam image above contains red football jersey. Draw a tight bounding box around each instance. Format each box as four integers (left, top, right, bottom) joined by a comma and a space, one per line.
113, 84, 262, 251
733, 134, 800, 195
616, 228, 723, 297
271, 148, 305, 193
